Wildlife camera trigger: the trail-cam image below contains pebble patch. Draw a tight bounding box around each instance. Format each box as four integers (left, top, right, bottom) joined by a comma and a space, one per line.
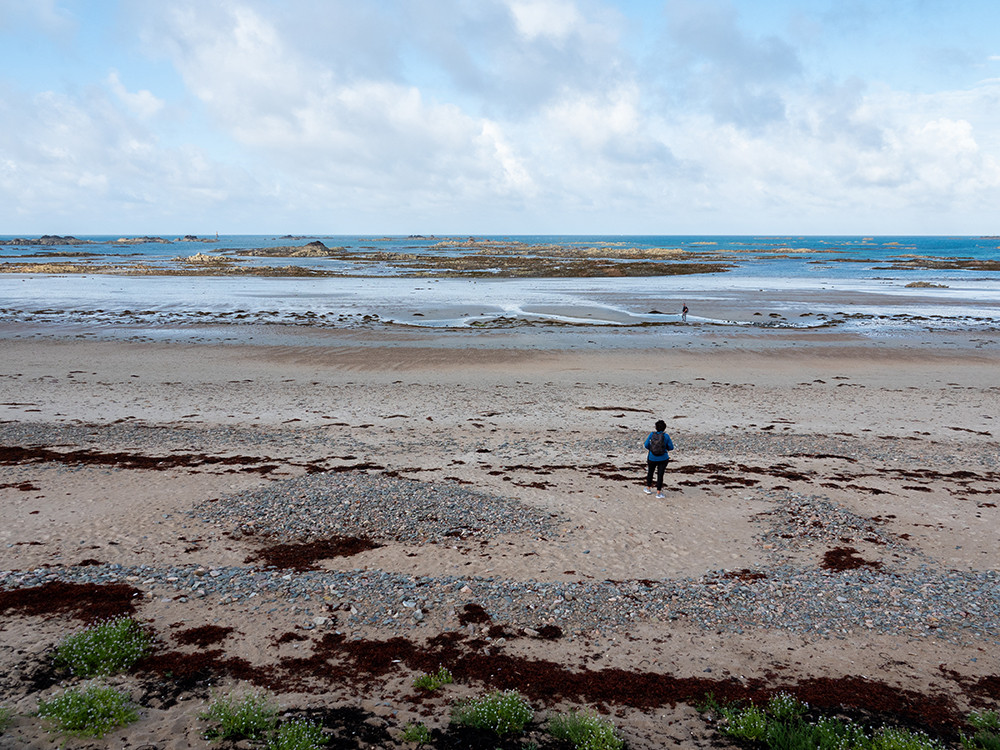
193, 471, 559, 543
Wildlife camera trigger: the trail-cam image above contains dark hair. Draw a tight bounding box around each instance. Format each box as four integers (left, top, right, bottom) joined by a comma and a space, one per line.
655, 419, 666, 432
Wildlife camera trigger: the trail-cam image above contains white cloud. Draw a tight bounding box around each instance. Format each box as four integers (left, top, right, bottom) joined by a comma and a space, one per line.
478, 120, 536, 195
544, 84, 641, 150
143, 0, 549, 211
106, 71, 164, 120
641, 75, 1000, 232
0, 81, 260, 232
2, 0, 1000, 233
507, 0, 583, 43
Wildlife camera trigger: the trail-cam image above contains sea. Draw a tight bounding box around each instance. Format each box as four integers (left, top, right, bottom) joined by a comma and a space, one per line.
1, 235, 998, 342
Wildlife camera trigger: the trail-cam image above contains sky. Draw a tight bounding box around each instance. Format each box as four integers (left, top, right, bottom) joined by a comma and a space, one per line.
1, 0, 999, 235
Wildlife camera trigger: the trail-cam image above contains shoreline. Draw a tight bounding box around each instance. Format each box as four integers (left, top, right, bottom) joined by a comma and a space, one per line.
3, 253, 999, 340
3, 319, 1000, 364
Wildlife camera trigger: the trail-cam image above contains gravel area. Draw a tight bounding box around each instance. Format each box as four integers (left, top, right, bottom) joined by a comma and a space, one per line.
192, 471, 560, 543
2, 561, 997, 645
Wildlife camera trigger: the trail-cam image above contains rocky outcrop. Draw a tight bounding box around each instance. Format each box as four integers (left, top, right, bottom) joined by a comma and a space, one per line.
115, 236, 171, 244
176, 253, 233, 264
237, 241, 346, 257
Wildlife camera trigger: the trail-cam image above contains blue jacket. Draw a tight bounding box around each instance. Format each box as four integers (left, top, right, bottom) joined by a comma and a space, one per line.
644, 431, 674, 462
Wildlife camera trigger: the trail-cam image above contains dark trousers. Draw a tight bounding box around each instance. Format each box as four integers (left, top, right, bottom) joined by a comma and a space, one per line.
646, 459, 668, 490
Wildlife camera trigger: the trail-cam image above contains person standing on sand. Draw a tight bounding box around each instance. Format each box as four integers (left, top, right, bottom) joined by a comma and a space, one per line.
643, 419, 674, 498
681, 304, 688, 322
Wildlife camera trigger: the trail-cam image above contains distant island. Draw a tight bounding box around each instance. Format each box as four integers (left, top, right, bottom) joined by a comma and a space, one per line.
0, 235, 217, 245
0, 235, 95, 246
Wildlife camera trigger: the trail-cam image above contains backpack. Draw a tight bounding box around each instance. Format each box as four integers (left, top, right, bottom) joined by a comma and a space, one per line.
649, 432, 666, 456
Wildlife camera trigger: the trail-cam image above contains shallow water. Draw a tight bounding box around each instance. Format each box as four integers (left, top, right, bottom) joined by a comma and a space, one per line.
1, 235, 998, 336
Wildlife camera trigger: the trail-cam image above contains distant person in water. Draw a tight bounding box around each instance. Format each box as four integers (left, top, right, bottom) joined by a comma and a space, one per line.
643, 419, 674, 498
681, 304, 688, 322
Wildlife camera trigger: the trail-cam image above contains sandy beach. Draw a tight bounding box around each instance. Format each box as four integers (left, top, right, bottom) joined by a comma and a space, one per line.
1, 327, 999, 748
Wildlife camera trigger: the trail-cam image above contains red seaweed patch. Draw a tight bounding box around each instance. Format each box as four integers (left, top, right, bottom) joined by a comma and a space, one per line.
534, 625, 563, 640
0, 444, 324, 474
457, 603, 492, 626
136, 649, 225, 690
0, 581, 142, 622
721, 569, 768, 582
821, 546, 882, 571
275, 631, 309, 645
244, 536, 383, 571
0, 481, 40, 491
174, 624, 235, 647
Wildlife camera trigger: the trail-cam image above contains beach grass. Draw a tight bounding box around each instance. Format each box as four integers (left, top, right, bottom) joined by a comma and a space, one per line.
200, 689, 278, 741
706, 693, 947, 750
267, 718, 328, 750
401, 721, 432, 745
412, 666, 454, 692
36, 682, 138, 738
53, 616, 150, 677
548, 710, 625, 750
963, 710, 1000, 750
450, 689, 534, 736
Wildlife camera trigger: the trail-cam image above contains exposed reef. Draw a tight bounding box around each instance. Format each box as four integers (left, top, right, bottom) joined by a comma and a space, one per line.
0, 261, 327, 277
2, 238, 732, 278
827, 255, 1000, 272
236, 240, 348, 257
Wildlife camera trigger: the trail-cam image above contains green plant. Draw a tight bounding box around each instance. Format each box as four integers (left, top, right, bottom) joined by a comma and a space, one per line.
548, 710, 624, 750
0, 706, 13, 734
963, 731, 1000, 750
970, 712, 1000, 732
701, 692, 955, 750
763, 715, 868, 750
54, 617, 151, 677
764, 719, 819, 750
812, 716, 871, 750
767, 691, 809, 722
868, 725, 944, 750
698, 692, 729, 717
401, 721, 432, 745
721, 704, 769, 741
267, 718, 328, 750
412, 666, 454, 692
36, 682, 138, 738
450, 690, 533, 736
200, 689, 278, 741
962, 710, 1000, 750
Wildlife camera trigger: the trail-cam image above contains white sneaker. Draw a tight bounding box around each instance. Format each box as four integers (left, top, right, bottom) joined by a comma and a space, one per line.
643, 487, 652, 495
656, 492, 665, 499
